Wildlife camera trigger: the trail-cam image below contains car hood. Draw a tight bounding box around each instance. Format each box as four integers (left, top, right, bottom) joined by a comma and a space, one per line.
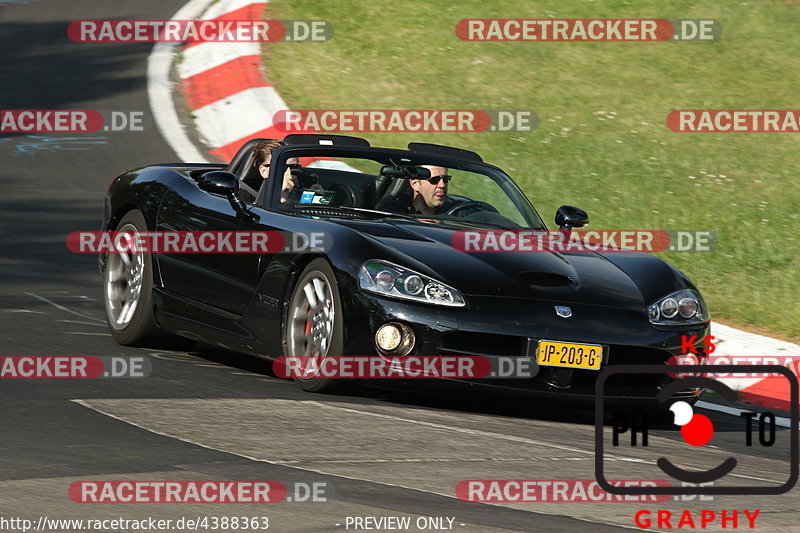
333, 218, 678, 310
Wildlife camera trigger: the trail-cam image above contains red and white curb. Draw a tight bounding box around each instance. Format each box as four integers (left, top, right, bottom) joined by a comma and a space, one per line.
710, 323, 800, 411
178, 0, 287, 162
149, 0, 800, 411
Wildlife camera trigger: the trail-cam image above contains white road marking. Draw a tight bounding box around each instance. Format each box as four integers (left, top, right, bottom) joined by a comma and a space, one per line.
308, 400, 792, 481
148, 353, 201, 362
697, 400, 798, 429
26, 292, 105, 324
305, 400, 597, 457
276, 456, 581, 465
306, 402, 783, 484
57, 319, 107, 327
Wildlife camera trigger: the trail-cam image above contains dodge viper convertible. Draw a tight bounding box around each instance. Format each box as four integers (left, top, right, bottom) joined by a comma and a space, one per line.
100, 133, 711, 403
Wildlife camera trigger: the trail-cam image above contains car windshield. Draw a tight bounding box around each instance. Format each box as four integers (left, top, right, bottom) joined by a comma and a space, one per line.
268, 152, 545, 229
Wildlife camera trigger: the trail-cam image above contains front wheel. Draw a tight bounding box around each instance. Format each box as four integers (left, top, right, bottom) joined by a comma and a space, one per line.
103, 209, 179, 347
284, 258, 349, 393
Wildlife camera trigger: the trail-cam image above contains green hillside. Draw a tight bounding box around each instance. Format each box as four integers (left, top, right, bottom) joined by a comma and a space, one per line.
264, 0, 800, 340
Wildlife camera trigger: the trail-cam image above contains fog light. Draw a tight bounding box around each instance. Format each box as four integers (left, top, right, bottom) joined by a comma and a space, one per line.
374, 322, 415, 356
375, 324, 402, 351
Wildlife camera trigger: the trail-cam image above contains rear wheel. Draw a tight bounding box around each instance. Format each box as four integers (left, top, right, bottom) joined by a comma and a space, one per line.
104, 210, 183, 347
285, 258, 349, 393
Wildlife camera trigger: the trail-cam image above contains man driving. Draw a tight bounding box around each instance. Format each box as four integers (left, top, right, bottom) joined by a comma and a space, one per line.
377, 165, 454, 215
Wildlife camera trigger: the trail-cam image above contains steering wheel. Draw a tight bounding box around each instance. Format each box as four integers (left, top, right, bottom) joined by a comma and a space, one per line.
445, 200, 499, 216
328, 183, 357, 207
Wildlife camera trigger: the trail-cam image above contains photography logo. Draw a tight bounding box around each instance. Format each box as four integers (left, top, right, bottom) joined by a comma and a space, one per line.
594, 365, 798, 495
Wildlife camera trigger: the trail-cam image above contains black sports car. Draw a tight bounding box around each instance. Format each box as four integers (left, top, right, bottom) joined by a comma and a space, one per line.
100, 133, 710, 403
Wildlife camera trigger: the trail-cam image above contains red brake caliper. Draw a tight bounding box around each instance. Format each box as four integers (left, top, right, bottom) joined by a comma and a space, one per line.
305, 306, 314, 355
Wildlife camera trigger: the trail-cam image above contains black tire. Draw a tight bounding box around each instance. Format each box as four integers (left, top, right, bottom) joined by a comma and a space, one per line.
284, 258, 350, 393
103, 209, 185, 348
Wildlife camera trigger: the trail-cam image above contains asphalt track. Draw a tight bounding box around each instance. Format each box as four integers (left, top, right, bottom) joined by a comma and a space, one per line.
0, 1, 797, 532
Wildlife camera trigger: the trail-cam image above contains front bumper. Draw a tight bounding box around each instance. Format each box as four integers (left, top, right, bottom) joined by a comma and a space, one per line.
342, 291, 710, 403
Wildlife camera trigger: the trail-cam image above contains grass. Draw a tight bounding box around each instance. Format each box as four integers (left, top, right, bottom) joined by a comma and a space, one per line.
263, 0, 800, 341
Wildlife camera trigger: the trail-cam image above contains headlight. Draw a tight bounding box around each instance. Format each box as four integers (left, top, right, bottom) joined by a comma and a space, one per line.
647, 289, 709, 326
359, 260, 465, 307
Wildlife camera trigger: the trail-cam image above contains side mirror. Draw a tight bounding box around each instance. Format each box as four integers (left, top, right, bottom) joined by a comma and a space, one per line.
198, 171, 239, 195
555, 205, 589, 230
198, 171, 256, 222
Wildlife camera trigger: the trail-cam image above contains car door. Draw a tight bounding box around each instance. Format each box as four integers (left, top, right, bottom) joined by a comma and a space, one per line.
155, 177, 261, 315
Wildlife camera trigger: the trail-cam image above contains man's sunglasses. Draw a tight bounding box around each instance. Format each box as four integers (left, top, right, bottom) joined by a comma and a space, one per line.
424, 175, 451, 185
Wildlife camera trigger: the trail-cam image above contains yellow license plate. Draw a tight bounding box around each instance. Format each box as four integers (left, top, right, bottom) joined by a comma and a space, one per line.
536, 340, 603, 370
